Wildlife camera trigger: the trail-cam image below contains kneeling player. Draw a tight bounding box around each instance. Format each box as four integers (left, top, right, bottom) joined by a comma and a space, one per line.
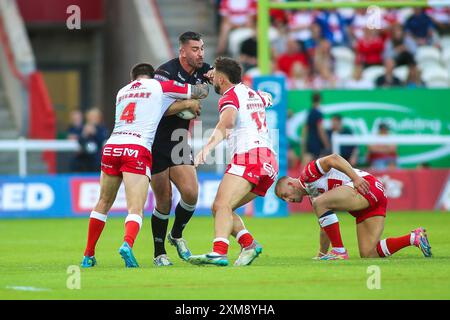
275, 154, 432, 260
80, 63, 207, 268
189, 57, 278, 266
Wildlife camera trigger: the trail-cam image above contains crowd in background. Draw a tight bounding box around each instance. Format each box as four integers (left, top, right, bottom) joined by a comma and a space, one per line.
66, 108, 108, 172
288, 91, 400, 171
64, 1, 446, 172
213, 0, 450, 89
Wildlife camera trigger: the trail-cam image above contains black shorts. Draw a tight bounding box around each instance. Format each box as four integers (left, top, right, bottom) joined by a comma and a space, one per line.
151, 141, 194, 174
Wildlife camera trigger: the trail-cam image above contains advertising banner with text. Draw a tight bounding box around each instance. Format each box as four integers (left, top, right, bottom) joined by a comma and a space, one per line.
287, 168, 450, 213
0, 173, 244, 219
287, 89, 450, 168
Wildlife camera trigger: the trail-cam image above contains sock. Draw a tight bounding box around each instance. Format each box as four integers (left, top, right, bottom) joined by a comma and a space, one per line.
376, 233, 413, 257
318, 211, 345, 252
124, 214, 142, 248
171, 199, 196, 239
213, 238, 229, 255
151, 208, 169, 257
84, 211, 107, 257
236, 229, 254, 248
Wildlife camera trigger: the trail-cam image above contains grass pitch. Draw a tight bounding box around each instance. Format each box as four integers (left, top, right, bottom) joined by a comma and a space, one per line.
0, 211, 449, 299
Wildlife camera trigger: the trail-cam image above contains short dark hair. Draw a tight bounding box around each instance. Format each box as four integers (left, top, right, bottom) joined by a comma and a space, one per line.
312, 91, 321, 105
179, 31, 202, 45
130, 63, 154, 80
332, 114, 342, 121
274, 176, 290, 198
379, 123, 389, 131
214, 56, 242, 84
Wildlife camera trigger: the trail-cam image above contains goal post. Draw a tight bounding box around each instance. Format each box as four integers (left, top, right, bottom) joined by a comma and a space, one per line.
257, 0, 445, 75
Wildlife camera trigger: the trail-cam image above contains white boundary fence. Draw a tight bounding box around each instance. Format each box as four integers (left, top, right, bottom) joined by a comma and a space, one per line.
0, 138, 79, 177
0, 138, 216, 177
332, 134, 450, 165
1, 135, 450, 177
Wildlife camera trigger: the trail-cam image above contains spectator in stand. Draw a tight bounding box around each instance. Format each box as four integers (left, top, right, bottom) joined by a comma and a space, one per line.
314, 10, 350, 46
239, 32, 257, 72
326, 114, 359, 166
313, 38, 333, 73
355, 28, 385, 67
270, 6, 290, 58
76, 108, 108, 172
383, 23, 417, 67
427, 6, 450, 35
287, 62, 309, 89
216, 0, 256, 55
375, 59, 403, 87
367, 123, 398, 170
312, 38, 337, 88
404, 8, 436, 46
344, 64, 374, 89
348, 8, 370, 44
67, 109, 84, 140
288, 9, 316, 50
276, 38, 308, 76
315, 62, 338, 89
67, 109, 84, 172
301, 92, 330, 165
405, 63, 426, 88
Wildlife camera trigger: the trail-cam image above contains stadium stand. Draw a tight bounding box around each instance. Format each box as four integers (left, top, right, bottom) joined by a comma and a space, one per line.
215, 2, 450, 89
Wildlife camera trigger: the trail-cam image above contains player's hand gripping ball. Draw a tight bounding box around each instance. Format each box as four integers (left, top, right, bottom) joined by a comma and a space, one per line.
177, 99, 201, 119
177, 110, 197, 120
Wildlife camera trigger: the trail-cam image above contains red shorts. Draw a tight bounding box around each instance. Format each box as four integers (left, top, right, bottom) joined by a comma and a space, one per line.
348, 175, 387, 224
100, 144, 152, 179
225, 147, 278, 196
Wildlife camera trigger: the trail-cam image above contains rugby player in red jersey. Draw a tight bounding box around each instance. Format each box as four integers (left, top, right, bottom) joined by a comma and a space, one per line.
80, 63, 208, 268
275, 154, 432, 260
188, 57, 278, 266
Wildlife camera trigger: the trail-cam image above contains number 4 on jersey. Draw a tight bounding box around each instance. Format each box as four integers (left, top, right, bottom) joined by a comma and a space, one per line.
120, 102, 136, 123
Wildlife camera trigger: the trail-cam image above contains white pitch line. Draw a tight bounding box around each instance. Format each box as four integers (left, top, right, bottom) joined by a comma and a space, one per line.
5, 286, 51, 292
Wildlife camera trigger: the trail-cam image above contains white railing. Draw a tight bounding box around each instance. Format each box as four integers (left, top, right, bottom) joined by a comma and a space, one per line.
0, 138, 225, 177
0, 138, 79, 177
332, 134, 450, 165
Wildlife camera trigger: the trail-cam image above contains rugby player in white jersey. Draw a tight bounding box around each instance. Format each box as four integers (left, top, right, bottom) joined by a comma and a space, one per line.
189, 57, 278, 267
275, 154, 432, 260
80, 63, 208, 268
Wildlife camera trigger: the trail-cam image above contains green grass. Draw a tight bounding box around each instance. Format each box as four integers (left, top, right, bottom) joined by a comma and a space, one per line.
0, 211, 449, 299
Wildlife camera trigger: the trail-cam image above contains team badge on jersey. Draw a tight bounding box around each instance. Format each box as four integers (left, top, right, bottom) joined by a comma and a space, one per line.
130, 82, 142, 90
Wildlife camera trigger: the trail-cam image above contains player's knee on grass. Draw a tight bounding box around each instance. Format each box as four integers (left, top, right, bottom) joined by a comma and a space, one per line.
359, 248, 379, 258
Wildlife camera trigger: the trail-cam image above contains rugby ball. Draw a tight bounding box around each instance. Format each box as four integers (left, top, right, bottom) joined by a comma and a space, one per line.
177, 110, 196, 120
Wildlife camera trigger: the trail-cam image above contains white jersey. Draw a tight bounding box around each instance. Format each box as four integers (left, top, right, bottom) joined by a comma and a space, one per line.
299, 160, 371, 198
217, 83, 273, 156
106, 78, 191, 151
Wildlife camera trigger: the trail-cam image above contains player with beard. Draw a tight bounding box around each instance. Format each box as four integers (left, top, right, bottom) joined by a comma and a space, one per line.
188, 57, 278, 267
150, 31, 214, 266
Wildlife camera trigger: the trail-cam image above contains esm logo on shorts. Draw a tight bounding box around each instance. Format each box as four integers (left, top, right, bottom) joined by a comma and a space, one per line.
103, 147, 139, 158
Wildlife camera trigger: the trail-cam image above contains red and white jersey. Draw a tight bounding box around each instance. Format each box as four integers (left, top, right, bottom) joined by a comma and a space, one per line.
220, 0, 257, 26
218, 83, 274, 156
299, 160, 371, 198
106, 79, 191, 151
